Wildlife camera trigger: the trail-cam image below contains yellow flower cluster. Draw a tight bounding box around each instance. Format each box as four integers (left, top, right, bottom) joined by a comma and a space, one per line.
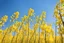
0, 15, 8, 27
28, 8, 34, 16
60, 0, 64, 3
1, 15, 8, 22
10, 11, 19, 22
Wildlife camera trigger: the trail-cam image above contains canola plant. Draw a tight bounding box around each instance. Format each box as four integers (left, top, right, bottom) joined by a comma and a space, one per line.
0, 0, 64, 43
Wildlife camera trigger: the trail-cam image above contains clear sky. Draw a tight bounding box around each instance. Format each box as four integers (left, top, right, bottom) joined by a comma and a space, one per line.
0, 0, 59, 29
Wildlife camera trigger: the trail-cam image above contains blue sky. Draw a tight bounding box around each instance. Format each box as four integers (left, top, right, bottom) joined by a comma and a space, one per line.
0, 0, 59, 29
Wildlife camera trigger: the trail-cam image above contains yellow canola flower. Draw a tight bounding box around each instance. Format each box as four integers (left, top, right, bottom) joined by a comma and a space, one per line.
40, 24, 43, 30
0, 15, 8, 27
60, 9, 64, 13
0, 20, 4, 27
49, 35, 54, 43
23, 23, 29, 31
39, 11, 46, 21
54, 9, 58, 14
42, 11, 46, 15
61, 13, 64, 16
1, 15, 8, 22
39, 16, 42, 21
24, 15, 28, 19
40, 23, 47, 30
56, 20, 62, 25
59, 27, 64, 34
45, 28, 51, 33
54, 9, 59, 19
56, 4, 59, 10
42, 11, 46, 18
11, 25, 17, 31
54, 9, 61, 20
36, 16, 40, 23
28, 8, 34, 16
45, 24, 52, 33
55, 14, 60, 20
34, 23, 39, 30
61, 3, 64, 8
0, 29, 3, 33
43, 24, 47, 29
8, 33, 13, 41
60, 9, 64, 16
14, 11, 19, 19
22, 15, 28, 21
60, 0, 64, 3
10, 11, 19, 22
14, 21, 21, 27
